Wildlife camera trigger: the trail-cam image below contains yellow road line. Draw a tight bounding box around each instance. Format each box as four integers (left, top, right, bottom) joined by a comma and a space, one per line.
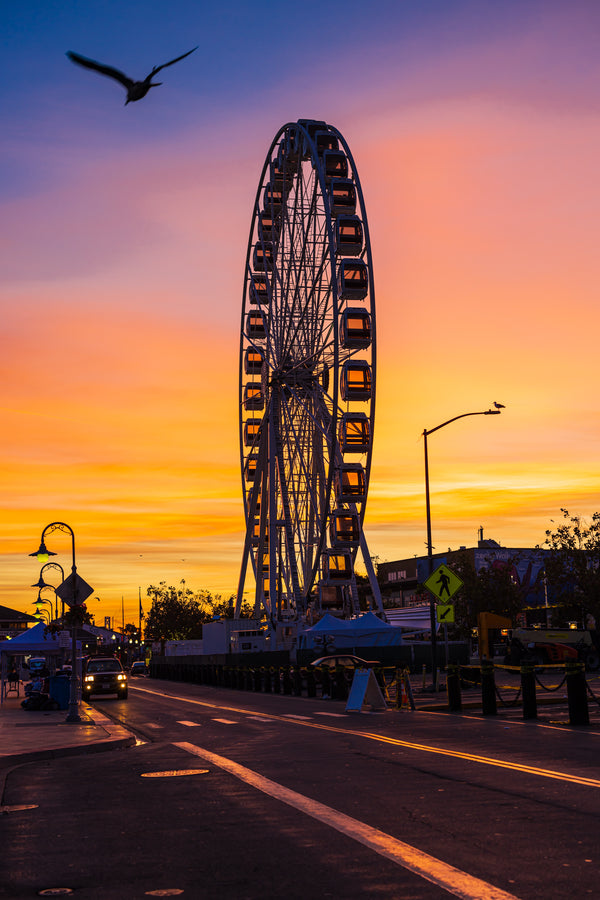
134, 685, 600, 789
176, 741, 521, 900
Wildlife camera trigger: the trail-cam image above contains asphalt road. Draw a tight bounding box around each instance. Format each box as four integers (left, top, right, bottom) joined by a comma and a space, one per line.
1, 679, 599, 899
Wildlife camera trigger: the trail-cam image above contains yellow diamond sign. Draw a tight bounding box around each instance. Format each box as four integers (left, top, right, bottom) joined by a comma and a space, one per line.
436, 604, 455, 624
424, 563, 463, 603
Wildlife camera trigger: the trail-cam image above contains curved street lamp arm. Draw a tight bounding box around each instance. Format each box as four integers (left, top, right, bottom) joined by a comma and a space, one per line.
32, 522, 77, 572
41, 561, 66, 581
423, 408, 500, 439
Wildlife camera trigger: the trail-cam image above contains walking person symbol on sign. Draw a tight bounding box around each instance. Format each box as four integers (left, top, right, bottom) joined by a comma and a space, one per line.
436, 569, 452, 599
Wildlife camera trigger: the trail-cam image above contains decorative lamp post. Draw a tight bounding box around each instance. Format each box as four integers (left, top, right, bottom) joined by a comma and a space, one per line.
31, 562, 65, 620
33, 593, 54, 621
423, 405, 503, 686
29, 522, 92, 724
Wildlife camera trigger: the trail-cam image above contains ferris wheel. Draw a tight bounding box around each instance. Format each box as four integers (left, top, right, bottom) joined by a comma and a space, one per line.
236, 119, 383, 622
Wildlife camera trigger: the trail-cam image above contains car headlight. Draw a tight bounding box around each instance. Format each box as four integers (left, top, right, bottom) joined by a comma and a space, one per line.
84, 675, 95, 683
117, 674, 126, 682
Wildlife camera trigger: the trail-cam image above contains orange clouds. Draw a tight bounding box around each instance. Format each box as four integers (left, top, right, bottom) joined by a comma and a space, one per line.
3, 14, 600, 625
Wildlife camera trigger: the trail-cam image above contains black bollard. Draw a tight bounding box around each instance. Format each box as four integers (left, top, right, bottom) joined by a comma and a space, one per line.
332, 666, 349, 701
446, 664, 462, 712
306, 667, 317, 698
293, 667, 303, 697
282, 667, 293, 695
521, 664, 537, 719
263, 667, 272, 693
481, 661, 497, 715
272, 667, 281, 694
566, 659, 589, 726
320, 666, 331, 698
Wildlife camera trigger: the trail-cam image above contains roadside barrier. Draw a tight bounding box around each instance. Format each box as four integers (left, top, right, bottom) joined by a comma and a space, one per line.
521, 665, 537, 719
481, 661, 497, 715
566, 659, 589, 726
446, 665, 462, 712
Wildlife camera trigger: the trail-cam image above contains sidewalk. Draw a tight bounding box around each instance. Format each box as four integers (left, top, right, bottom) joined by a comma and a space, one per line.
0, 691, 136, 768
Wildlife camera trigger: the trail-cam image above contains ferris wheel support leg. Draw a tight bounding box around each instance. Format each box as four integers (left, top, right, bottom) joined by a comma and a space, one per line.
235, 530, 253, 618
359, 530, 385, 616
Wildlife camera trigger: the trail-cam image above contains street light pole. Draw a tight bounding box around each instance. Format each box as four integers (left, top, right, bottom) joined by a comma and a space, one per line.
29, 522, 83, 723
31, 562, 65, 620
33, 594, 54, 621
423, 406, 502, 687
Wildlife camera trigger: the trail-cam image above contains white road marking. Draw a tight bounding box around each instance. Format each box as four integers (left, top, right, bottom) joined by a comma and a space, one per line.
177, 720, 201, 727
135, 686, 600, 788
212, 718, 237, 725
246, 716, 272, 722
314, 712, 346, 717
176, 741, 520, 900
144, 722, 163, 729
284, 714, 312, 720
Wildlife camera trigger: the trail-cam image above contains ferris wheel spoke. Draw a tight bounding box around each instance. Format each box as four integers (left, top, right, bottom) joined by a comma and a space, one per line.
278, 391, 330, 575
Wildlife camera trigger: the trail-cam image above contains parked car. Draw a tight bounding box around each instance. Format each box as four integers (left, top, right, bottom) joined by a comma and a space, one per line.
83, 657, 128, 700
310, 654, 380, 669
129, 661, 147, 677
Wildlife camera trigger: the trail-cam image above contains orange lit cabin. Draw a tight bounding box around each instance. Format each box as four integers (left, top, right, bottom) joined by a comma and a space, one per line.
262, 575, 270, 601
246, 488, 260, 515
323, 149, 348, 181
246, 489, 261, 516
329, 179, 356, 216
338, 259, 368, 301
340, 308, 371, 349
341, 360, 372, 401
297, 119, 327, 157
329, 509, 360, 547
339, 412, 371, 454
251, 518, 269, 545
246, 310, 267, 339
319, 584, 344, 608
258, 210, 279, 244
321, 549, 353, 584
269, 160, 294, 191
334, 463, 366, 503
244, 347, 264, 375
249, 273, 269, 304
263, 182, 285, 212
254, 551, 269, 574
244, 418, 262, 447
281, 128, 301, 165
252, 242, 274, 272
315, 130, 339, 154
244, 453, 259, 482
335, 216, 363, 256
243, 383, 264, 410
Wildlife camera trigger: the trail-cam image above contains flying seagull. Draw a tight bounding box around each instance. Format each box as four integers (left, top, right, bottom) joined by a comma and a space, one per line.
66, 47, 198, 104
493, 401, 506, 409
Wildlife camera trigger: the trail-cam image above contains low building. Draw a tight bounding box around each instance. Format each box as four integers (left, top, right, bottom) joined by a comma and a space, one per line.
378, 532, 549, 622
0, 604, 38, 641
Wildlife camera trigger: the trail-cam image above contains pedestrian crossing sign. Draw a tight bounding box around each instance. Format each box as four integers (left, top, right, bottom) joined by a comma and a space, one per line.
424, 563, 463, 602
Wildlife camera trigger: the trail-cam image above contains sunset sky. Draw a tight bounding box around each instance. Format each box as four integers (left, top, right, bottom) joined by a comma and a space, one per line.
2, 0, 599, 628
